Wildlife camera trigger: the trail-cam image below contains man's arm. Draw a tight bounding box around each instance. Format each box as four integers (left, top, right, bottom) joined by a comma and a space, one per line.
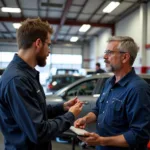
79, 133, 129, 147
83, 112, 97, 124
74, 112, 96, 128
101, 134, 129, 147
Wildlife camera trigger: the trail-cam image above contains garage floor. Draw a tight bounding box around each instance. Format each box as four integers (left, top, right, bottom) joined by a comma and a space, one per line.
0, 132, 82, 150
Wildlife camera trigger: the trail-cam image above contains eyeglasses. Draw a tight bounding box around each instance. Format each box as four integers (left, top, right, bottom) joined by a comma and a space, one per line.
104, 50, 127, 55
44, 41, 52, 49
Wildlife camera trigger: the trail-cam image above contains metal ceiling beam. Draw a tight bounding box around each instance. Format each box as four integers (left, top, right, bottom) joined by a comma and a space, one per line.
53, 0, 73, 42
16, 0, 24, 18
111, 0, 147, 23
0, 38, 85, 45
98, 13, 108, 23
1, 0, 12, 18
37, 0, 41, 17
97, 0, 124, 23
1, 0, 14, 38
75, 0, 89, 20
0, 16, 114, 28
87, 0, 106, 22
0, 31, 82, 37
1, 23, 14, 38
46, 0, 50, 18
63, 26, 71, 40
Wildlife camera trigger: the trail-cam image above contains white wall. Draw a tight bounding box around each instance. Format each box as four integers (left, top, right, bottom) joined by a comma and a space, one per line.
88, 29, 111, 70
147, 2, 150, 44
89, 38, 98, 69
82, 42, 90, 68
97, 29, 111, 69
116, 8, 141, 67
89, 2, 150, 70
0, 44, 18, 52
146, 2, 150, 65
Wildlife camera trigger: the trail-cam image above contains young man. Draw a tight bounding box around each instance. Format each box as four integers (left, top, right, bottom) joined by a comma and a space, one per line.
74, 36, 150, 150
0, 18, 83, 150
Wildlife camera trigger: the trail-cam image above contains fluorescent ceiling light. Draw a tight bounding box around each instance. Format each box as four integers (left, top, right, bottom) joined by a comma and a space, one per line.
1, 7, 21, 13
13, 23, 21, 29
79, 24, 91, 32
103, 1, 120, 13
70, 37, 79, 42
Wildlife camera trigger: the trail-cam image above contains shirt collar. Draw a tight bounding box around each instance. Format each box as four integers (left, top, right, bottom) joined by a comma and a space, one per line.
108, 68, 136, 87
12, 53, 39, 78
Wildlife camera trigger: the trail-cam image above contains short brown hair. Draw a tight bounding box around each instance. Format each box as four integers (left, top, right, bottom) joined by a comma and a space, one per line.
17, 18, 53, 49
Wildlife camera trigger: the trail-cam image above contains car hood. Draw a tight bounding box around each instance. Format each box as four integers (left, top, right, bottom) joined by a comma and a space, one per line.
46, 94, 63, 105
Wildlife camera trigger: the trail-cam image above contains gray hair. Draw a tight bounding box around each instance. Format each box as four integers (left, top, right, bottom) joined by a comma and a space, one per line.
108, 36, 139, 66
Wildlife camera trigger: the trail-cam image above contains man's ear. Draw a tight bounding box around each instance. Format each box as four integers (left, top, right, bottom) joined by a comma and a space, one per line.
35, 38, 42, 53
122, 53, 130, 63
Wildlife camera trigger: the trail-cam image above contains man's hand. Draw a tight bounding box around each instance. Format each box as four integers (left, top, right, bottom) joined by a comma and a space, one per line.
78, 132, 105, 146
78, 133, 129, 147
69, 101, 83, 118
74, 117, 87, 129
63, 97, 79, 111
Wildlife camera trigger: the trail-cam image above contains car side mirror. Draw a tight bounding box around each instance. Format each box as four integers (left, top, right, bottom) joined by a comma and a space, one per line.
60, 92, 67, 99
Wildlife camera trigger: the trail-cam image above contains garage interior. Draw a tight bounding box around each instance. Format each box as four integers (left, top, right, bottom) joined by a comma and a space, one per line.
0, 0, 150, 150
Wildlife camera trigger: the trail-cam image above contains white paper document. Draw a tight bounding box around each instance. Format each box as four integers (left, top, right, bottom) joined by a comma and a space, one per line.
70, 126, 88, 136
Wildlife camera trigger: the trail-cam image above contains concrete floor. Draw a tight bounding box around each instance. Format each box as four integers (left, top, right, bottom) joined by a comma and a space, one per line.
0, 132, 83, 150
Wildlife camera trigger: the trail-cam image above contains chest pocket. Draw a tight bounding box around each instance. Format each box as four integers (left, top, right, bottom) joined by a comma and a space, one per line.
104, 98, 123, 126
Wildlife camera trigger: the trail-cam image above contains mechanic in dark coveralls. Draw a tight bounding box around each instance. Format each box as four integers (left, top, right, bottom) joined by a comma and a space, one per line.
74, 36, 150, 150
0, 18, 83, 150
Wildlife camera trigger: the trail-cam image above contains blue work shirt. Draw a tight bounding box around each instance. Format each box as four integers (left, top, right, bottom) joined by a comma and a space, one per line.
92, 68, 150, 150
0, 54, 75, 150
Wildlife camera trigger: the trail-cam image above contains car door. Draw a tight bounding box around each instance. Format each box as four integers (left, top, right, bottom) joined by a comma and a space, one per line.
65, 78, 98, 118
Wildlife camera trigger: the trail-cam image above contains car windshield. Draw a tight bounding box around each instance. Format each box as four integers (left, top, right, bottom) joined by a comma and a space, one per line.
54, 86, 68, 95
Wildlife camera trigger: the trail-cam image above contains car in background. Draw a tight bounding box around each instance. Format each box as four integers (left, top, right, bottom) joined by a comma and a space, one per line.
55, 68, 79, 75
46, 73, 150, 149
46, 74, 84, 93
46, 73, 150, 133
46, 73, 113, 132
79, 68, 96, 75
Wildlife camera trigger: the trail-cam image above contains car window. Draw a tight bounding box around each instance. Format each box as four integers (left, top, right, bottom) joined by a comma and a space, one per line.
56, 69, 79, 75
93, 77, 109, 95
52, 76, 82, 84
67, 79, 98, 96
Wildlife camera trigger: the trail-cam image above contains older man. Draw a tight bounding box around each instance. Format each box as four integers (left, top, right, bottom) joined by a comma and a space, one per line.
74, 36, 150, 150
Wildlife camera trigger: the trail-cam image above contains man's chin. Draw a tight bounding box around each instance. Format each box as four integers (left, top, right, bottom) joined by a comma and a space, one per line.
38, 62, 46, 67
106, 66, 112, 72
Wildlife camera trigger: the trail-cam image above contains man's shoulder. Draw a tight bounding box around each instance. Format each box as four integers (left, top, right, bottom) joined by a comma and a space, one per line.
0, 63, 27, 88
128, 74, 149, 89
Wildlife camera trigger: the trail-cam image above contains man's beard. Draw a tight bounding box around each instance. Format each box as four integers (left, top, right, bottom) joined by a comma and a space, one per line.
105, 62, 121, 72
36, 55, 46, 67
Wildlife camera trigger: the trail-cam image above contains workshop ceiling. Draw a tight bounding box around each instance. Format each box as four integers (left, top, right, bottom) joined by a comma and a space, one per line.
0, 0, 149, 44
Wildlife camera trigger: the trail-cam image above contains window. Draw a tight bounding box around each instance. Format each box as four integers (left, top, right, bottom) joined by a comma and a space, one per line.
67, 79, 98, 96
0, 52, 14, 69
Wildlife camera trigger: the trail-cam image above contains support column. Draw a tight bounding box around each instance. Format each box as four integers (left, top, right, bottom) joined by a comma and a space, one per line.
139, 3, 147, 73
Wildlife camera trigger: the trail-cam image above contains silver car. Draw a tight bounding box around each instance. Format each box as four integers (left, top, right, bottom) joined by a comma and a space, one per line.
46, 73, 113, 132
46, 73, 150, 132
46, 73, 150, 149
